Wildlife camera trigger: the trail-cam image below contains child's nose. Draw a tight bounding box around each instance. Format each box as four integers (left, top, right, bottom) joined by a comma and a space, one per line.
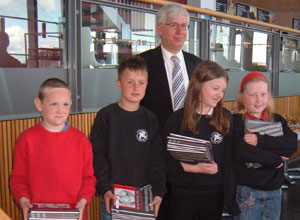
256, 95, 261, 102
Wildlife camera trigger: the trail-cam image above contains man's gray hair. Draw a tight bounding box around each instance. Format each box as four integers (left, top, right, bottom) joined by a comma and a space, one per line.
156, 3, 190, 25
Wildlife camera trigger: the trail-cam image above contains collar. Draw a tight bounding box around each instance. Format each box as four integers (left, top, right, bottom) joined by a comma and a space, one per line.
161, 45, 184, 62
246, 111, 267, 121
197, 107, 214, 115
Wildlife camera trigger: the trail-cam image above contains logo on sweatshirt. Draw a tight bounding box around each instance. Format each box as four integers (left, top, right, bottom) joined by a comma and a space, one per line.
210, 131, 223, 144
136, 129, 148, 143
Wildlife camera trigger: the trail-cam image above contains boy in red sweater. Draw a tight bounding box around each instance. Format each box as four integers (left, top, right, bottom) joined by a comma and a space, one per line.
10, 78, 96, 220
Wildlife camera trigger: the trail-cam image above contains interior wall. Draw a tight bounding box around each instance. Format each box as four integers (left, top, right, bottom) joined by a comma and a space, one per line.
236, 0, 300, 28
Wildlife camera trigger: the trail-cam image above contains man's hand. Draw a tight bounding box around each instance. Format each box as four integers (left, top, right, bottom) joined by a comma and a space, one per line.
104, 191, 117, 214
76, 198, 87, 220
19, 197, 33, 220
149, 196, 162, 217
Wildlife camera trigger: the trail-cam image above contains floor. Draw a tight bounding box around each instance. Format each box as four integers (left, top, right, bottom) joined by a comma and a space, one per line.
222, 160, 300, 220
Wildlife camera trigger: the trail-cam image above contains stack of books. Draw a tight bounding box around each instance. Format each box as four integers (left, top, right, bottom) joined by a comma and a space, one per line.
111, 184, 155, 220
245, 119, 283, 137
244, 119, 283, 169
167, 133, 214, 164
29, 203, 79, 220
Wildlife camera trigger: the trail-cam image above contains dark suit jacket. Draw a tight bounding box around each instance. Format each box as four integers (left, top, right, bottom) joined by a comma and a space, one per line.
140, 46, 202, 127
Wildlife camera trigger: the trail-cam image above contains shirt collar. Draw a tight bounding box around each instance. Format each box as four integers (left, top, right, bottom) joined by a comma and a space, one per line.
161, 45, 183, 62
246, 111, 267, 121
197, 107, 214, 115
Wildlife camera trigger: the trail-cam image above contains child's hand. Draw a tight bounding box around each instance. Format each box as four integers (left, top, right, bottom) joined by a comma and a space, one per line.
276, 156, 290, 169
281, 156, 289, 161
19, 197, 32, 220
181, 161, 218, 174
149, 196, 162, 217
104, 191, 117, 214
76, 198, 87, 220
244, 133, 258, 146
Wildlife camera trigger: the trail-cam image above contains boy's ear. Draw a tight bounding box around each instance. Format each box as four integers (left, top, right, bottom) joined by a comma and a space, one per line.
34, 98, 43, 112
116, 80, 121, 89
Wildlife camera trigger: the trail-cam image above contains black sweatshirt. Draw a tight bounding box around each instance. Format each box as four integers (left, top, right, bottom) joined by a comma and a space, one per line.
90, 103, 166, 198
233, 113, 297, 190
163, 108, 238, 215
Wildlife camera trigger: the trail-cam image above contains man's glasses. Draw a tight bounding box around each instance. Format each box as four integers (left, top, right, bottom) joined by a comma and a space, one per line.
162, 23, 190, 30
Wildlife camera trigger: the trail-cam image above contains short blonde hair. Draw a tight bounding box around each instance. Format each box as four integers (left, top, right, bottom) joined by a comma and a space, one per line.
38, 78, 69, 101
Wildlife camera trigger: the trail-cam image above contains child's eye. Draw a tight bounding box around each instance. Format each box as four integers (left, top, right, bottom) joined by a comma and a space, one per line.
139, 81, 146, 86
64, 103, 70, 107
51, 103, 57, 106
127, 81, 133, 86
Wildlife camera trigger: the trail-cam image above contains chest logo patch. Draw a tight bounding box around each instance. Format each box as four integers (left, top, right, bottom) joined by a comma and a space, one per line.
210, 131, 223, 144
136, 129, 148, 143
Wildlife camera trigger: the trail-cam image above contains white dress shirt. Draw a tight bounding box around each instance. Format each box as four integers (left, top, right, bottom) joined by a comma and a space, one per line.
161, 45, 189, 111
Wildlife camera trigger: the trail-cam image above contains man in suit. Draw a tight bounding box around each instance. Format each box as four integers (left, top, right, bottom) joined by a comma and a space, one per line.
140, 3, 202, 220
140, 3, 202, 127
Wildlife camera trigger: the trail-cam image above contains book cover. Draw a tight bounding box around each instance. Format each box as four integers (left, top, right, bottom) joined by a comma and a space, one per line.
245, 119, 283, 137
111, 184, 155, 220
29, 203, 79, 220
167, 133, 214, 164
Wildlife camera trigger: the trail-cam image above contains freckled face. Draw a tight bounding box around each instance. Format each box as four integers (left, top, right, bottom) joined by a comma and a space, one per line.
242, 81, 269, 118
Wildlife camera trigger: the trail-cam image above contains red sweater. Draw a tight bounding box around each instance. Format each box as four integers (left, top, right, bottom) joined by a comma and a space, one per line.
10, 123, 96, 207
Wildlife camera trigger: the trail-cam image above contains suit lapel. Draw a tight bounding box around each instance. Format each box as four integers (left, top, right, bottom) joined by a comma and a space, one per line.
152, 46, 172, 102
183, 51, 193, 78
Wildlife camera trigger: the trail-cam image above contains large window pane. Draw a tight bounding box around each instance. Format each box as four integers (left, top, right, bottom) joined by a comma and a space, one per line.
279, 36, 300, 96
0, 0, 67, 120
210, 23, 273, 100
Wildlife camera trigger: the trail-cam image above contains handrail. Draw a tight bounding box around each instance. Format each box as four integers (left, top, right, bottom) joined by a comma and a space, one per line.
137, 0, 300, 35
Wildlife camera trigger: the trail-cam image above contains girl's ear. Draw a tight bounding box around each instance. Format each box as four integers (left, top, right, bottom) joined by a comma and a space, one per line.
34, 98, 43, 112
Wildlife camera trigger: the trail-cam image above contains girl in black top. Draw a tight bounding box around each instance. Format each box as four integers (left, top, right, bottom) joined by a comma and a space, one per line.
163, 60, 238, 220
232, 72, 297, 220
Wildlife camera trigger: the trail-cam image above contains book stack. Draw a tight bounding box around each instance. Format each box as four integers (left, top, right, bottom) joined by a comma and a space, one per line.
244, 119, 283, 169
245, 119, 283, 137
167, 133, 214, 164
29, 203, 79, 220
111, 184, 155, 220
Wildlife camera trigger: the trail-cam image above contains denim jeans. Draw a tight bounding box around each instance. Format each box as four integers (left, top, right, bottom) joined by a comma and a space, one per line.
102, 199, 112, 220
234, 185, 282, 220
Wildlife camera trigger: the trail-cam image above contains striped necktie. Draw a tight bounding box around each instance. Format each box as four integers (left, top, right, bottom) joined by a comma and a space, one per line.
171, 55, 186, 111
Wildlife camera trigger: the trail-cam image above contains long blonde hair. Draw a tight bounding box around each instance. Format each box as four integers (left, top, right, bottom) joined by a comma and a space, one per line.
181, 60, 230, 134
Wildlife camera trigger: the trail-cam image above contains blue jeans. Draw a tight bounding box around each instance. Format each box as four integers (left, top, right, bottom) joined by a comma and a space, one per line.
102, 199, 112, 220
234, 185, 282, 220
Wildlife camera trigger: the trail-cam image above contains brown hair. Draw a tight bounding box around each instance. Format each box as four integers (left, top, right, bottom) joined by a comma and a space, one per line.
117, 55, 147, 81
38, 78, 69, 101
181, 60, 230, 134
234, 75, 274, 121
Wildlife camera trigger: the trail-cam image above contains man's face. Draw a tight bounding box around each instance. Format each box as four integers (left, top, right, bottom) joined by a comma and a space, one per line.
157, 15, 188, 54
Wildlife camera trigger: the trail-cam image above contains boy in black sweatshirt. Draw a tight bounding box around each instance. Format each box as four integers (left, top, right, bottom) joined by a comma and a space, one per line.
90, 56, 166, 220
